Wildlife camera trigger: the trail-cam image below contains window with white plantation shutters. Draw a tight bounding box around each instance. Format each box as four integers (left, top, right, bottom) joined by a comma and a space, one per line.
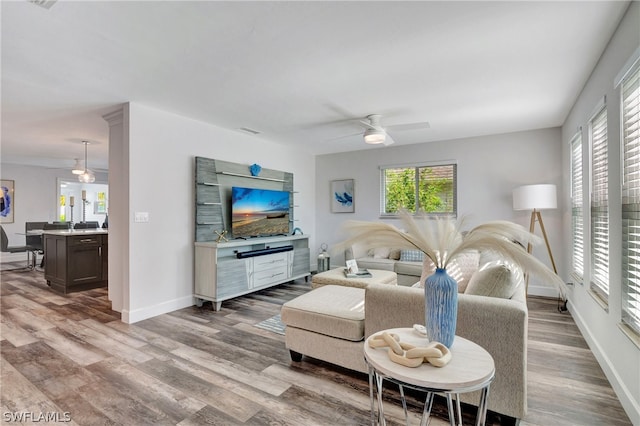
621, 65, 640, 335
570, 132, 584, 281
589, 106, 609, 300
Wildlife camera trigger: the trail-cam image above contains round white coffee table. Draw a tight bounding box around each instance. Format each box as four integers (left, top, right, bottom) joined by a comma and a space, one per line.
364, 327, 495, 426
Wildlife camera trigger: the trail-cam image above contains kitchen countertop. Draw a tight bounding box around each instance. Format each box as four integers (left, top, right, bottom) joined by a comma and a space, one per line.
42, 229, 108, 236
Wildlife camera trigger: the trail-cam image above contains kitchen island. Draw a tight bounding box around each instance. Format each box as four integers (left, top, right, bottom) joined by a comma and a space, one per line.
43, 229, 108, 294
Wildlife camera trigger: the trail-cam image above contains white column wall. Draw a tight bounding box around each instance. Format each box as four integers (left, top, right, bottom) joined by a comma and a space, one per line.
104, 106, 129, 313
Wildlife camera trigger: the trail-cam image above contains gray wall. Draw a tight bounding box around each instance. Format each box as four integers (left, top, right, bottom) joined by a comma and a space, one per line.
0, 163, 107, 258
314, 127, 564, 296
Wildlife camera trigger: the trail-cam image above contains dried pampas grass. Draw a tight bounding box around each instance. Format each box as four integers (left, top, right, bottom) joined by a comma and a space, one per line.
337, 210, 566, 299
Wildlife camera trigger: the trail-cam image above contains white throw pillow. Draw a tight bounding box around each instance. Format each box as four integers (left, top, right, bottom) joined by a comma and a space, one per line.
373, 247, 391, 259
464, 263, 521, 299
446, 251, 480, 292
417, 258, 437, 288
416, 252, 479, 293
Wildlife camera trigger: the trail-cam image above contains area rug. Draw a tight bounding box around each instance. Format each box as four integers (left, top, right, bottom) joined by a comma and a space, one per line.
254, 314, 286, 335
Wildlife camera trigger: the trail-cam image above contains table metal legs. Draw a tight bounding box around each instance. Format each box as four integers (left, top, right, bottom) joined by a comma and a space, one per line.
368, 365, 376, 426
421, 392, 434, 426
475, 384, 491, 426
367, 369, 490, 426
369, 368, 387, 425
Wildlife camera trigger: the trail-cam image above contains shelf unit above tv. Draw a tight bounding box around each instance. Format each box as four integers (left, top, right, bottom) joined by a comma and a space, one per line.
216, 171, 287, 183
195, 157, 294, 242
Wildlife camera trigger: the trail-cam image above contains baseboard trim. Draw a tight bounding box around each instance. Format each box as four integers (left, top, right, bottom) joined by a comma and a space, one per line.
527, 283, 562, 298
121, 295, 194, 324
568, 300, 640, 425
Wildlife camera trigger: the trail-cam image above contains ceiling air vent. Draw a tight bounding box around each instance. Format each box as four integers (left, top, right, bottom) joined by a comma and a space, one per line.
238, 127, 261, 135
29, 0, 57, 9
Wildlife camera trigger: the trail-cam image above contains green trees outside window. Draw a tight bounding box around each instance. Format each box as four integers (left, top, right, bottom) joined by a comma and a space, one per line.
382, 164, 456, 215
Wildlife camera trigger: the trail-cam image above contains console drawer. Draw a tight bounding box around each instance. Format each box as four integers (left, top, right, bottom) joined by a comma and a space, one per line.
252, 251, 288, 269
252, 252, 289, 288
253, 264, 288, 287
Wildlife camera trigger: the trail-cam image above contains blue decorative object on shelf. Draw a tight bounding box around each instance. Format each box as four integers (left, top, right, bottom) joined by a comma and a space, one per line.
424, 268, 458, 348
249, 163, 262, 176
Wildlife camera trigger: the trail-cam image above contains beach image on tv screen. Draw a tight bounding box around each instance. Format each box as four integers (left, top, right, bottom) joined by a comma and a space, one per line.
232, 187, 290, 237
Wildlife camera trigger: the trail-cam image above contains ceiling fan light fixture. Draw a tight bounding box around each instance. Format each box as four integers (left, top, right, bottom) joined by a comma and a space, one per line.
71, 158, 84, 175
363, 129, 386, 144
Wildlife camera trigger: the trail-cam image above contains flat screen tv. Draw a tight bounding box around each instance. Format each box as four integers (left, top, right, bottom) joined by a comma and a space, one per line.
231, 186, 290, 238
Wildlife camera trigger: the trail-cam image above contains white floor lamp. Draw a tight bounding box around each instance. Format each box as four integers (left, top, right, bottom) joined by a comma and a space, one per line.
513, 184, 558, 294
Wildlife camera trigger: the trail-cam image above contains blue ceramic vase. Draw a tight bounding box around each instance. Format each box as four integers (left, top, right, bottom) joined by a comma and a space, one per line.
424, 268, 458, 348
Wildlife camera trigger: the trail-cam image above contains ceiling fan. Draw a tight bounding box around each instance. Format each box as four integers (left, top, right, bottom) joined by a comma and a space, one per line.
333, 114, 431, 146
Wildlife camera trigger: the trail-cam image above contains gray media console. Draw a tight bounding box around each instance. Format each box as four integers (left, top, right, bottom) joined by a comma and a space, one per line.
194, 234, 310, 310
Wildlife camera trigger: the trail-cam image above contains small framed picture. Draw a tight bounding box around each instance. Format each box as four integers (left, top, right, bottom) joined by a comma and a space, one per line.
331, 179, 354, 213
345, 259, 359, 274
1, 179, 15, 223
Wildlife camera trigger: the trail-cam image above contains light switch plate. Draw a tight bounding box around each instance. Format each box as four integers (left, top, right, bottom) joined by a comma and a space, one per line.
134, 212, 149, 223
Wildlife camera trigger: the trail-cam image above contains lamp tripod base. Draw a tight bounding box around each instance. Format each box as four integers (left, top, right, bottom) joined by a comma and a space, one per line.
525, 210, 562, 303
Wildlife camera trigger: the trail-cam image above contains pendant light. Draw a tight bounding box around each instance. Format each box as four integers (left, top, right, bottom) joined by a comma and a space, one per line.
71, 158, 84, 175
78, 141, 95, 183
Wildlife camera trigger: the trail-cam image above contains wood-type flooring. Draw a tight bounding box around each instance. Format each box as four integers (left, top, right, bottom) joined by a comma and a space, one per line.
0, 266, 632, 425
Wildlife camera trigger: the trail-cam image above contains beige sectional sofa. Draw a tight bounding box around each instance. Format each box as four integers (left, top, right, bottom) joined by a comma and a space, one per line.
345, 243, 422, 286
281, 262, 528, 425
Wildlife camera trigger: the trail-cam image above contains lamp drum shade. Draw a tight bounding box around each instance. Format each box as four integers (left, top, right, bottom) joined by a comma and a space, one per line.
513, 184, 557, 211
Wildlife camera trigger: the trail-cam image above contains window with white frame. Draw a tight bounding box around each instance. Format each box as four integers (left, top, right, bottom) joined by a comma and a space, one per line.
381, 163, 457, 216
621, 64, 640, 335
589, 105, 609, 300
570, 132, 584, 282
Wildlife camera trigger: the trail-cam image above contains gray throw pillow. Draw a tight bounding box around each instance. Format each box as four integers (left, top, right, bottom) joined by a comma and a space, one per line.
465, 263, 520, 299
399, 249, 424, 262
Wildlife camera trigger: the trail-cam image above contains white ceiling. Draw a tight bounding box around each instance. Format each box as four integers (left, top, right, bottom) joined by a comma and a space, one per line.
1, 1, 631, 172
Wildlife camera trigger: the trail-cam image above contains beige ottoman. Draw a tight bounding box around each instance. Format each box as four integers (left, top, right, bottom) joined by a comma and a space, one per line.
311, 267, 397, 289
281, 284, 368, 372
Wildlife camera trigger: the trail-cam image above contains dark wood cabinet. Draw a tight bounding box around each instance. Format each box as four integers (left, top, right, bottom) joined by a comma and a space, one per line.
44, 230, 108, 294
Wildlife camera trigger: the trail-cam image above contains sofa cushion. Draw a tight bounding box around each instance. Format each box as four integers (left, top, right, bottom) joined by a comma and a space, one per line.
464, 263, 521, 299
394, 260, 422, 277
281, 285, 365, 341
399, 249, 424, 262
355, 257, 396, 272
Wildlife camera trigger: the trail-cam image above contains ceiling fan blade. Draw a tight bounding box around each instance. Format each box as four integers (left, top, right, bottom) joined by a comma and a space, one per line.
359, 119, 378, 130
326, 131, 362, 141
383, 131, 396, 146
387, 121, 431, 132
